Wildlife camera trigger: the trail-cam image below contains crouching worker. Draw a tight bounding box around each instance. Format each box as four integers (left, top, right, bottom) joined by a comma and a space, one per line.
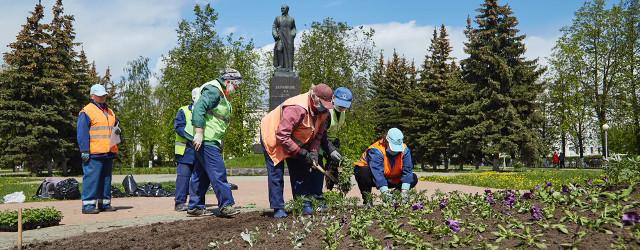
173, 88, 199, 211
354, 128, 418, 205
260, 84, 333, 218
186, 69, 242, 218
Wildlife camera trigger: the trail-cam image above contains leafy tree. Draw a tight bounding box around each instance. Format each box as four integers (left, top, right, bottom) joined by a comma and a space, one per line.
460, 0, 545, 169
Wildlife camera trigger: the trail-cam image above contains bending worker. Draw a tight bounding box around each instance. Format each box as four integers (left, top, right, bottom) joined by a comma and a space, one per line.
186, 69, 242, 218
173, 88, 199, 211
260, 84, 334, 218
77, 84, 120, 214
354, 128, 418, 205
320, 87, 353, 190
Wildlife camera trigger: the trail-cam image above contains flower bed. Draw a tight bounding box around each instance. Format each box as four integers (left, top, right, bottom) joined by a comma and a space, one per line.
0, 207, 63, 232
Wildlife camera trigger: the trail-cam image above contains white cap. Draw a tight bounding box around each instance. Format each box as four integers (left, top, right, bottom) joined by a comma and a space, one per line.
90, 84, 107, 96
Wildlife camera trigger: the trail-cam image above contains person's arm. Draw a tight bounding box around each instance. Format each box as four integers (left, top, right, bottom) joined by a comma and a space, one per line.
275, 106, 306, 155
77, 112, 90, 153
320, 122, 337, 154
174, 109, 190, 139
291, 17, 296, 39
400, 147, 414, 190
191, 85, 221, 129
368, 148, 388, 189
272, 17, 279, 40
309, 117, 329, 152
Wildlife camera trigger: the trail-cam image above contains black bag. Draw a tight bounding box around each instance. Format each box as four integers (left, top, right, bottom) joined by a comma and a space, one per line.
52, 178, 80, 200
122, 175, 138, 195
34, 178, 60, 199
111, 187, 126, 198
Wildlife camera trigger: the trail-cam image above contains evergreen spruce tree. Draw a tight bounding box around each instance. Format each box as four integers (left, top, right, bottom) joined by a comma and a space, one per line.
460, 0, 545, 168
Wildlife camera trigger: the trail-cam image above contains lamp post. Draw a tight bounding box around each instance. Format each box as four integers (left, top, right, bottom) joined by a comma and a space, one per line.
602, 123, 610, 161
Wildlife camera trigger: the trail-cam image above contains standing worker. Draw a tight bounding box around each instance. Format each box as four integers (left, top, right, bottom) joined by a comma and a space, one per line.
186, 69, 242, 217
260, 84, 334, 218
320, 87, 353, 190
354, 128, 418, 205
173, 88, 200, 211
77, 84, 120, 214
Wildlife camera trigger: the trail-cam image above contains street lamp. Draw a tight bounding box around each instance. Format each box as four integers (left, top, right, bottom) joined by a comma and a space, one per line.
602, 123, 610, 160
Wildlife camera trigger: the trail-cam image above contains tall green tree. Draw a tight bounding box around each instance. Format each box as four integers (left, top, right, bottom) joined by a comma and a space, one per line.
460, 0, 545, 169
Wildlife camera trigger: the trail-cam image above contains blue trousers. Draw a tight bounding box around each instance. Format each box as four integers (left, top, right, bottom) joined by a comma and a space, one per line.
81, 158, 113, 210
188, 145, 234, 209
174, 163, 194, 205
263, 140, 323, 209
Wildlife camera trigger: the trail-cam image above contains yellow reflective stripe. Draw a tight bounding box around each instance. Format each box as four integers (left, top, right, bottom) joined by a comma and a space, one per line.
89, 126, 113, 131
175, 142, 186, 146
89, 135, 111, 139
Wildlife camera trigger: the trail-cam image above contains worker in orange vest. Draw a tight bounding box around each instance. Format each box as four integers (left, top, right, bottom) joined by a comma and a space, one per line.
260, 84, 333, 218
77, 84, 120, 214
354, 128, 418, 205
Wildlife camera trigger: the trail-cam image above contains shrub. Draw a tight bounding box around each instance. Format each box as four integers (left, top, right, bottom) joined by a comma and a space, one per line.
606, 155, 640, 184
0, 207, 63, 231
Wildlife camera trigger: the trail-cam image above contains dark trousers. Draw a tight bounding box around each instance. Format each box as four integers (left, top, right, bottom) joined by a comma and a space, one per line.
188, 145, 235, 209
354, 166, 418, 200
174, 162, 194, 205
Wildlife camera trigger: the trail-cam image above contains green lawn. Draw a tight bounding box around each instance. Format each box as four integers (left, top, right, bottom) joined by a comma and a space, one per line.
420, 169, 605, 190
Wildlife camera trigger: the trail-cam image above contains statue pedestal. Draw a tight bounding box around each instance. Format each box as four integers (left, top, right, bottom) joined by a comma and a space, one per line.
269, 70, 300, 111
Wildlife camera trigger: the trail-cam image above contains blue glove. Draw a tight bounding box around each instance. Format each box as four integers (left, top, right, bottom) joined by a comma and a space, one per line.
81, 152, 90, 162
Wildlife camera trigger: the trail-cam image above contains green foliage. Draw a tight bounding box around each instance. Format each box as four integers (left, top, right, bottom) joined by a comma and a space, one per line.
157, 3, 263, 159
0, 207, 63, 231
606, 155, 640, 183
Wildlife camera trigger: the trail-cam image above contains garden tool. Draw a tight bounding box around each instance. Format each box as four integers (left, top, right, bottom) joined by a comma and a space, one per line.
311, 160, 338, 183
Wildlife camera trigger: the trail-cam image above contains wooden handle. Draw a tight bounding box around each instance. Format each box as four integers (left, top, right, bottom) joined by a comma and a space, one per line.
17, 208, 22, 250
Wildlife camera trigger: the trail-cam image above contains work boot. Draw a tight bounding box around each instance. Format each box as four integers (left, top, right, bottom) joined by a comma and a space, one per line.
273, 209, 288, 218
174, 203, 188, 212
228, 183, 239, 190
100, 205, 117, 212
219, 206, 240, 217
302, 202, 313, 215
187, 207, 206, 216
82, 205, 100, 214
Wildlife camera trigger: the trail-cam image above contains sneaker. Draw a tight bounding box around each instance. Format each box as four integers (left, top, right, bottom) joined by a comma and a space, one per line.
229, 183, 239, 190
187, 207, 206, 216
273, 208, 288, 218
99, 205, 117, 212
219, 206, 240, 217
302, 203, 313, 215
174, 203, 188, 212
82, 208, 100, 214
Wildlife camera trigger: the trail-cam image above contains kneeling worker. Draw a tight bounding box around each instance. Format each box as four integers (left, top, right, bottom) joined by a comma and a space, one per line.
354, 128, 418, 204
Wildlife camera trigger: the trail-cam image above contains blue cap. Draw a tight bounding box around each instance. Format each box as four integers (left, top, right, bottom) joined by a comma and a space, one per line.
386, 128, 404, 152
90, 84, 107, 96
333, 87, 352, 109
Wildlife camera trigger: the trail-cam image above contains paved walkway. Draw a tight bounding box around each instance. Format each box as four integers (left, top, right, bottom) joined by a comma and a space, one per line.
0, 175, 486, 249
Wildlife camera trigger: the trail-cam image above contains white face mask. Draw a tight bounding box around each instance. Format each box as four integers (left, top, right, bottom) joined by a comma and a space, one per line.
224, 80, 240, 95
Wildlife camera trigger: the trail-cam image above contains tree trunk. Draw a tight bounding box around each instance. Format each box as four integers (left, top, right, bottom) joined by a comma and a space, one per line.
561, 131, 566, 169
444, 152, 449, 170
47, 158, 53, 176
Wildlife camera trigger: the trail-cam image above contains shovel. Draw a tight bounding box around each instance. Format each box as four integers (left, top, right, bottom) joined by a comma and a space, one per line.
311, 160, 338, 183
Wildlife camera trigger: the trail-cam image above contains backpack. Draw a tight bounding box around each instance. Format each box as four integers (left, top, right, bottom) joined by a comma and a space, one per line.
52, 178, 80, 200
35, 178, 61, 199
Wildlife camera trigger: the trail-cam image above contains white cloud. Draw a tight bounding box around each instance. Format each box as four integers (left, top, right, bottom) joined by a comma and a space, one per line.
524, 35, 558, 66
0, 0, 187, 82
223, 26, 238, 35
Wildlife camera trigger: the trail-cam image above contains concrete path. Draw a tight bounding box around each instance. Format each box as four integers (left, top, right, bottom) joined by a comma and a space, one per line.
0, 175, 488, 249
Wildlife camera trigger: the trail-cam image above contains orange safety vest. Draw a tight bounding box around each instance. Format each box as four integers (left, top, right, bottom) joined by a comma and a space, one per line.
260, 92, 329, 165
80, 103, 118, 154
355, 139, 407, 184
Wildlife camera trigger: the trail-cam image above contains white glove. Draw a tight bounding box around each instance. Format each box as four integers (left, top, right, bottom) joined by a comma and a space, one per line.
330, 150, 342, 162
193, 128, 204, 151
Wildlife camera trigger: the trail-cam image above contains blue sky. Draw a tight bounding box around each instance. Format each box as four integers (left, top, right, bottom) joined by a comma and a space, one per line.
0, 0, 601, 83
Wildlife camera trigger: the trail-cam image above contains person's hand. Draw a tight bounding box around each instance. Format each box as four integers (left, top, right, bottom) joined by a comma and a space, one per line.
299, 149, 318, 165
193, 128, 204, 151
81, 152, 90, 162
113, 126, 121, 135
330, 150, 342, 162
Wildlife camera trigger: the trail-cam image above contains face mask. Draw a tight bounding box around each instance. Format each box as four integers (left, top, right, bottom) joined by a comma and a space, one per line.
224, 80, 240, 95
312, 94, 327, 112
387, 148, 399, 156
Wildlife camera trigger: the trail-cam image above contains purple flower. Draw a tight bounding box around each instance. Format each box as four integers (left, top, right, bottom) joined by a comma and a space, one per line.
622, 212, 640, 226
340, 216, 348, 226
561, 185, 570, 193
393, 202, 400, 209
412, 202, 424, 211
546, 181, 552, 187
586, 179, 593, 186
484, 189, 492, 194
535, 185, 541, 190
603, 176, 609, 183
503, 190, 516, 208
485, 194, 495, 205
439, 198, 449, 209
446, 219, 461, 233
521, 192, 533, 200
385, 241, 392, 250
530, 205, 543, 221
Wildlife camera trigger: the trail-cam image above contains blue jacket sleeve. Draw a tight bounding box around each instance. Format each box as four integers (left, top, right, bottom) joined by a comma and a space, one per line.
77, 112, 90, 153
192, 85, 221, 128
174, 109, 190, 139
401, 147, 414, 184
367, 148, 388, 188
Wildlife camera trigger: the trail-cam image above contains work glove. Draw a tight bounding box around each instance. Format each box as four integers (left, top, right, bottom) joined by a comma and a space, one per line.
401, 190, 409, 203
193, 128, 204, 151
380, 186, 393, 202
299, 148, 319, 165
81, 152, 90, 162
330, 150, 342, 162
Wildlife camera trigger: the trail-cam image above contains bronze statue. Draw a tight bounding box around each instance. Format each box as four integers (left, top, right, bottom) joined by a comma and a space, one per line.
272, 4, 296, 71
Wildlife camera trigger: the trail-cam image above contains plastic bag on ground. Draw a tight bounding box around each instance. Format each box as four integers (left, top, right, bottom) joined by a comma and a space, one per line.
4, 191, 26, 203
122, 175, 138, 195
